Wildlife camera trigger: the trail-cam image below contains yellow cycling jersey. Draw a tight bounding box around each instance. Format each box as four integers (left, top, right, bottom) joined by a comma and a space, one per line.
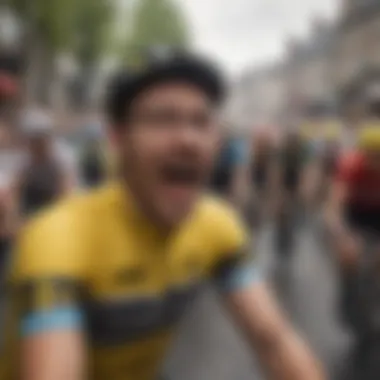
0, 182, 256, 380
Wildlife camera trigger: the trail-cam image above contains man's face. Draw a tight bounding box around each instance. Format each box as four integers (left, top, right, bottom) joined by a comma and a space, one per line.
114, 82, 220, 228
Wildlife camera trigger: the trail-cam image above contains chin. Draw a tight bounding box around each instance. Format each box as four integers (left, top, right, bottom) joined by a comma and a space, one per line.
157, 205, 194, 229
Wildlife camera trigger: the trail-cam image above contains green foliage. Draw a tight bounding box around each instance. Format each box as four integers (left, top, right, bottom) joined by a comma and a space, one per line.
73, 0, 115, 65
125, 0, 190, 65
5, 0, 191, 67
5, 0, 78, 50
5, 0, 115, 58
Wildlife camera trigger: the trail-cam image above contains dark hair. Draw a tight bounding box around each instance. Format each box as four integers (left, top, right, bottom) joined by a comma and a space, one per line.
105, 73, 131, 126
105, 50, 225, 128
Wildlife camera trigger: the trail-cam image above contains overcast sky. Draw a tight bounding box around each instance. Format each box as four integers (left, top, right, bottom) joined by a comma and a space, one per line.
179, 0, 339, 75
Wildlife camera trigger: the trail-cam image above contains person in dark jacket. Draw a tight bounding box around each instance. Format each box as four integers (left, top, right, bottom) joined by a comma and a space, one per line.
210, 130, 249, 207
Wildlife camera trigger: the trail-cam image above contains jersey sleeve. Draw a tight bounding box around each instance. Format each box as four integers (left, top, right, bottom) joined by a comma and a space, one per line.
6, 204, 89, 337
206, 201, 262, 293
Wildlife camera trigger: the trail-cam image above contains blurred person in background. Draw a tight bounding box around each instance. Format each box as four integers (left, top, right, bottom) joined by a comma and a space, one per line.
303, 121, 342, 212
78, 116, 108, 188
79, 135, 107, 188
209, 126, 249, 207
317, 122, 342, 207
0, 120, 20, 280
14, 110, 75, 219
325, 79, 380, 365
0, 49, 325, 380
54, 135, 80, 189
271, 128, 309, 260
249, 125, 277, 228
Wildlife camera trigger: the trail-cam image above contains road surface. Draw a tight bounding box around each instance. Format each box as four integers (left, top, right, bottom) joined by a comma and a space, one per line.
164, 222, 352, 380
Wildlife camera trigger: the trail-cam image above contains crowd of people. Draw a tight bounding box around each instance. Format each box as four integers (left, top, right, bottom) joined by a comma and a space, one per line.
1, 48, 380, 379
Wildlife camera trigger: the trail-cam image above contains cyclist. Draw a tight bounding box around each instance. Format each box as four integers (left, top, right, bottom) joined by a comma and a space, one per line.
1, 50, 325, 380
210, 128, 249, 206
326, 106, 380, 352
249, 126, 276, 227
271, 128, 309, 257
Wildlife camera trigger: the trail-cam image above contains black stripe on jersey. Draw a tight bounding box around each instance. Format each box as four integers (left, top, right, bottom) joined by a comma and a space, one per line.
211, 250, 249, 281
84, 282, 202, 346
8, 278, 83, 318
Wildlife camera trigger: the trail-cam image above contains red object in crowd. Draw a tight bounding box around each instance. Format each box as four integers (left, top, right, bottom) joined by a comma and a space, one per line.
0, 72, 19, 98
336, 150, 380, 209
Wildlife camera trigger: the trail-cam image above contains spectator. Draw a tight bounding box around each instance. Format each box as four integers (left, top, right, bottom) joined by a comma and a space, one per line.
14, 109, 75, 219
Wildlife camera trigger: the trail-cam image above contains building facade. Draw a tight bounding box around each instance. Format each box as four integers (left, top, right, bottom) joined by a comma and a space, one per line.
284, 18, 337, 122
228, 17, 337, 133
226, 63, 287, 133
335, 0, 380, 89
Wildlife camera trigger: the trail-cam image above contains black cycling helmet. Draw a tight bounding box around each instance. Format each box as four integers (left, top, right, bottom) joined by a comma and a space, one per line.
106, 47, 225, 126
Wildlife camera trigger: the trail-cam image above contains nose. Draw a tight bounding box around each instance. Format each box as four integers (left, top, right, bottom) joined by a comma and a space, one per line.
174, 124, 202, 149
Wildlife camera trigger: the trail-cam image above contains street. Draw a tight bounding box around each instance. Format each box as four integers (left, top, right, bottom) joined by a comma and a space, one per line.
164, 222, 352, 380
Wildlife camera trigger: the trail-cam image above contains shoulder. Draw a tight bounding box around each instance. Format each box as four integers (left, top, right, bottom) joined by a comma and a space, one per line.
192, 195, 248, 254
11, 186, 113, 279
190, 196, 260, 291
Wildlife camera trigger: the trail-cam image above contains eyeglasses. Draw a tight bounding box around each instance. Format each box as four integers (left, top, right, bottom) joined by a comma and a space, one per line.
129, 108, 217, 132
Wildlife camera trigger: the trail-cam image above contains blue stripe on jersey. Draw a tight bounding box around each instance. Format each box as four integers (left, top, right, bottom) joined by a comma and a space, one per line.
218, 263, 262, 293
21, 307, 84, 336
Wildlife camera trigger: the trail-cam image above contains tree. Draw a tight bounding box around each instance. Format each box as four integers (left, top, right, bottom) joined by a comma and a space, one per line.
4, 0, 79, 104
71, 0, 115, 108
125, 0, 190, 66
4, 0, 115, 106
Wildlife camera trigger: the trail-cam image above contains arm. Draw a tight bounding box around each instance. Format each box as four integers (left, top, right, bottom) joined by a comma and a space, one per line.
209, 204, 325, 379
19, 285, 87, 380
228, 282, 324, 380
3, 212, 89, 380
214, 258, 325, 380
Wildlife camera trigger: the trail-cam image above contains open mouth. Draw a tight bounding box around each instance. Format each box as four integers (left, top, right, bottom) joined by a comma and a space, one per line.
160, 162, 202, 188
157, 160, 205, 204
